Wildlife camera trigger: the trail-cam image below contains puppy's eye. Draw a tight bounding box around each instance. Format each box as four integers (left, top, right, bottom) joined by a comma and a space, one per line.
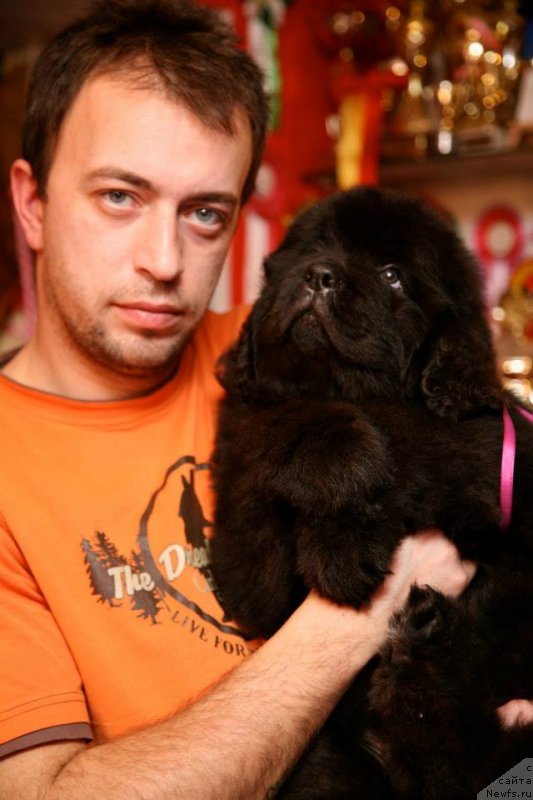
380, 265, 402, 291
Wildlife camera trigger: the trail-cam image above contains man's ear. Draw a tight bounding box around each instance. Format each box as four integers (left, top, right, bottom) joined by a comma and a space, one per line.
10, 159, 44, 252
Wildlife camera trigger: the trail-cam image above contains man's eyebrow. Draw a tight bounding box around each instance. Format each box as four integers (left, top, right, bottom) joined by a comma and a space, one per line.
183, 192, 239, 208
85, 168, 154, 190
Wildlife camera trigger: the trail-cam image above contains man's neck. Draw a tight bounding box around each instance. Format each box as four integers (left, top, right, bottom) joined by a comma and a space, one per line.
0, 340, 179, 401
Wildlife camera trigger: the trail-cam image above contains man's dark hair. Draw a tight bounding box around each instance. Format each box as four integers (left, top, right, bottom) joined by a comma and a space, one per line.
22, 0, 269, 204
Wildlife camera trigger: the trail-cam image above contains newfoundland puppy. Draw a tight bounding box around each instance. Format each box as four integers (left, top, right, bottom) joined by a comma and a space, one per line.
210, 187, 533, 798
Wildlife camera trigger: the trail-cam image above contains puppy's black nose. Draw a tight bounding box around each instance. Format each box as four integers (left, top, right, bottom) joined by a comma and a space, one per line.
304, 265, 338, 294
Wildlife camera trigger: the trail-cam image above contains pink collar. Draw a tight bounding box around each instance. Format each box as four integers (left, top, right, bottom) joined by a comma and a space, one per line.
500, 405, 533, 530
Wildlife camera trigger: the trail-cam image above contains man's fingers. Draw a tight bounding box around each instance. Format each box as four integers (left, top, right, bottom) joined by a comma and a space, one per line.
441, 557, 476, 598
497, 699, 533, 729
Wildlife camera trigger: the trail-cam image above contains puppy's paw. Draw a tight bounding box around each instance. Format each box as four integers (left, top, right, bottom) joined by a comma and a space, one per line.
388, 585, 452, 652
368, 587, 498, 800
296, 521, 395, 607
368, 587, 465, 736
369, 587, 454, 706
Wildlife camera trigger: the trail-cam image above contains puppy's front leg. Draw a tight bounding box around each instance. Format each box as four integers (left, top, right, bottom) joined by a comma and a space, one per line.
245, 401, 399, 608
251, 401, 399, 607
213, 399, 398, 618
210, 498, 306, 638
295, 508, 400, 608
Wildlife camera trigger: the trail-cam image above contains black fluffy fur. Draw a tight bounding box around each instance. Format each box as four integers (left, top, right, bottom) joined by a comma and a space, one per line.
210, 187, 533, 798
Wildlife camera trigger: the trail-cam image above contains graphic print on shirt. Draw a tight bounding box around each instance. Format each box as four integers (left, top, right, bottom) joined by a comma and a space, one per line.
81, 455, 249, 640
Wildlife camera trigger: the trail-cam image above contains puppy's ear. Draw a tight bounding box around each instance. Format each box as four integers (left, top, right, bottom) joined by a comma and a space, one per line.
215, 310, 257, 402
421, 310, 502, 419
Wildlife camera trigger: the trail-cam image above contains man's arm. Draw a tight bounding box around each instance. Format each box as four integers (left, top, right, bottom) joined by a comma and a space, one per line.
0, 532, 474, 800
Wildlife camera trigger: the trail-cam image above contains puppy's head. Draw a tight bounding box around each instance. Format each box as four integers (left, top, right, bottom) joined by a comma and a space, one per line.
219, 187, 502, 418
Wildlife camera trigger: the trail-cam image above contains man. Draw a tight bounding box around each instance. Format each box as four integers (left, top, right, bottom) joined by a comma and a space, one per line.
0, 1, 475, 797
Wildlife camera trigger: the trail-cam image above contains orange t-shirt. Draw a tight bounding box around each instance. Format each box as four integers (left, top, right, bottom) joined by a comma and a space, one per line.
0, 307, 254, 757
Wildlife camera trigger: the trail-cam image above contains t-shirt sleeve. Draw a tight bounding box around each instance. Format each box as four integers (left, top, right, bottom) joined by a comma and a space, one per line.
0, 521, 92, 758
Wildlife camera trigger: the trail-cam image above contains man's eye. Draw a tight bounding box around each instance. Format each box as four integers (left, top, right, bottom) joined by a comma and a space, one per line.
380, 264, 402, 290
193, 207, 223, 226
106, 190, 131, 205
101, 190, 135, 210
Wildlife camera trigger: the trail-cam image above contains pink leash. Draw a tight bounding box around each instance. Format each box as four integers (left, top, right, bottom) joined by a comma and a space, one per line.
500, 405, 533, 530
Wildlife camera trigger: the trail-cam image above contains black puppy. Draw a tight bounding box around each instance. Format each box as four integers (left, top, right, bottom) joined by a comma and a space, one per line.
210, 187, 533, 798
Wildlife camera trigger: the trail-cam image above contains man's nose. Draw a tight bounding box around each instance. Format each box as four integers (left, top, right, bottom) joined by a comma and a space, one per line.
135, 207, 182, 282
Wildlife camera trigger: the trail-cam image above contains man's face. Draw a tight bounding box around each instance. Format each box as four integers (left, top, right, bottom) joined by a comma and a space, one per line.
33, 72, 252, 385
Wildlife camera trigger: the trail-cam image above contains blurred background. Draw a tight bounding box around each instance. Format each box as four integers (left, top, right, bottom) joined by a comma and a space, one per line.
0, 0, 532, 398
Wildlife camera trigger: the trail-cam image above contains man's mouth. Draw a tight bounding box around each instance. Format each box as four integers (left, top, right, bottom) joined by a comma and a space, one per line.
114, 302, 185, 332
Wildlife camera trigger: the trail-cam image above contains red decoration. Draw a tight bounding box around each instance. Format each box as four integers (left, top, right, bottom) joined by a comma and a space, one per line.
476, 206, 524, 268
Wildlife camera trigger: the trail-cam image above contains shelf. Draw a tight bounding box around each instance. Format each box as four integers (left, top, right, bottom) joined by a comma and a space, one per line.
379, 145, 533, 187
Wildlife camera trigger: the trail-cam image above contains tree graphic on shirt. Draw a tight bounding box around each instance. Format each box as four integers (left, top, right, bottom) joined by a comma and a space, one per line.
82, 532, 164, 622
82, 532, 126, 607
129, 550, 164, 624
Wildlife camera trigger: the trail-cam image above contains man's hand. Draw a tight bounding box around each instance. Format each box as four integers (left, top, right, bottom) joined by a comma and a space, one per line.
497, 699, 533, 728
368, 529, 476, 623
